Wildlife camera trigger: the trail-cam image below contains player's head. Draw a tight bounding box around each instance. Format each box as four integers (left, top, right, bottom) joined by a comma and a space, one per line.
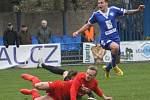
63, 70, 78, 81
97, 0, 108, 11
85, 66, 98, 81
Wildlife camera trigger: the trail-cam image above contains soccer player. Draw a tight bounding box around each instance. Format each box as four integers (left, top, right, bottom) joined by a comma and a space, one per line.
37, 63, 95, 99
20, 66, 112, 100
73, 0, 144, 79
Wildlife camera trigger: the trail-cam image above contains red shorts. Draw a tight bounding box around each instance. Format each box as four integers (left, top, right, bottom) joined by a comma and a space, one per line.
46, 81, 70, 100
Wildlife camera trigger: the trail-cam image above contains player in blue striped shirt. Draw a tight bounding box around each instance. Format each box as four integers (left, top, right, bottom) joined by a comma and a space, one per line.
73, 0, 144, 79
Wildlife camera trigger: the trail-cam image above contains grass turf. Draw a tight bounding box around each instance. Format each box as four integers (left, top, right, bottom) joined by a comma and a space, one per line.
0, 62, 150, 100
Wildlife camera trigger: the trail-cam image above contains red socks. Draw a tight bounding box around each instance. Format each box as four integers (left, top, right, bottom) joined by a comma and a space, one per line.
31, 89, 40, 100
21, 74, 34, 80
20, 89, 32, 95
21, 74, 41, 85
20, 89, 40, 100
21, 74, 42, 100
32, 77, 41, 85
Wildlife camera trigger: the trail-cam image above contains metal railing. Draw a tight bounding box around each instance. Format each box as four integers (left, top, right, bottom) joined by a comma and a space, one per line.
114, 0, 144, 41
61, 43, 83, 65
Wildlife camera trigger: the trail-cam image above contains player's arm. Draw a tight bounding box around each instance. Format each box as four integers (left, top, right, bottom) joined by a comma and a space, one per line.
93, 83, 112, 100
125, 5, 144, 15
94, 88, 112, 100
93, 85, 103, 97
73, 23, 91, 37
73, 12, 96, 37
70, 74, 83, 100
102, 95, 112, 100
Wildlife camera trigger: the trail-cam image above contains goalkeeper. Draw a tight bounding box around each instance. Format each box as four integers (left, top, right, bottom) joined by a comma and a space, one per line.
37, 62, 96, 100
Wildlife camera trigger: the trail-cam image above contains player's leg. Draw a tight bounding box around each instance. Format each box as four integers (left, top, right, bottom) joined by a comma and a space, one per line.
116, 46, 121, 64
34, 95, 54, 100
101, 40, 122, 79
20, 88, 53, 100
102, 63, 111, 79
110, 42, 119, 68
109, 42, 123, 76
34, 82, 50, 91
63, 70, 78, 80
35, 81, 67, 100
38, 63, 78, 81
100, 40, 113, 79
21, 74, 54, 92
20, 89, 40, 100
21, 74, 41, 86
39, 63, 66, 75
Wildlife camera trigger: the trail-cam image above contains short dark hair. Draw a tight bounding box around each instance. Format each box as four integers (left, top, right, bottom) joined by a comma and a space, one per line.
105, 0, 108, 2
88, 66, 98, 75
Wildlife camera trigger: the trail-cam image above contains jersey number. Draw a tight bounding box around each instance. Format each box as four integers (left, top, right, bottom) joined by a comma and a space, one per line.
105, 20, 113, 29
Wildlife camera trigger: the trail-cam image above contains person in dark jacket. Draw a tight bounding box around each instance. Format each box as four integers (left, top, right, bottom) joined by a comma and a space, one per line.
37, 20, 52, 44
3, 23, 19, 48
18, 25, 32, 45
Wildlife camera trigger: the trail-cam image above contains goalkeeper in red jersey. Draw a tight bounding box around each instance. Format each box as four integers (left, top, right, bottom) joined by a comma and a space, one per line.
37, 62, 95, 99
20, 66, 112, 100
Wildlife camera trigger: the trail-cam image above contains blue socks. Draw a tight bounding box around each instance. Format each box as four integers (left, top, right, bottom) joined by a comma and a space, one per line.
106, 53, 117, 71
106, 63, 112, 71
111, 53, 117, 67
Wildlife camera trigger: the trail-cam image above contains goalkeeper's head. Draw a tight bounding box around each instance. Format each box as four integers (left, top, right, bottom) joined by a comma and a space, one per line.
63, 70, 78, 81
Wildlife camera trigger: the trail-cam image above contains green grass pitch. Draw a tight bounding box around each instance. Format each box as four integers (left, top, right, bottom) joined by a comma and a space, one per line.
0, 62, 150, 100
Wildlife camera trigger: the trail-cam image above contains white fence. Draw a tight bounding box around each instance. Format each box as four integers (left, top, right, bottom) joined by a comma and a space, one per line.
0, 44, 61, 69
83, 41, 150, 63
0, 41, 150, 69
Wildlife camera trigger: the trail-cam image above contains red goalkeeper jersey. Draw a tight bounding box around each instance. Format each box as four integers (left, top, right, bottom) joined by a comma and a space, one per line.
70, 72, 103, 100
46, 72, 103, 100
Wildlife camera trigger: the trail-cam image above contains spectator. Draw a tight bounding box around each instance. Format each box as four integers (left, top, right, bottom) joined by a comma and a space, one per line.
37, 20, 52, 44
81, 21, 95, 42
18, 25, 32, 45
3, 22, 19, 48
